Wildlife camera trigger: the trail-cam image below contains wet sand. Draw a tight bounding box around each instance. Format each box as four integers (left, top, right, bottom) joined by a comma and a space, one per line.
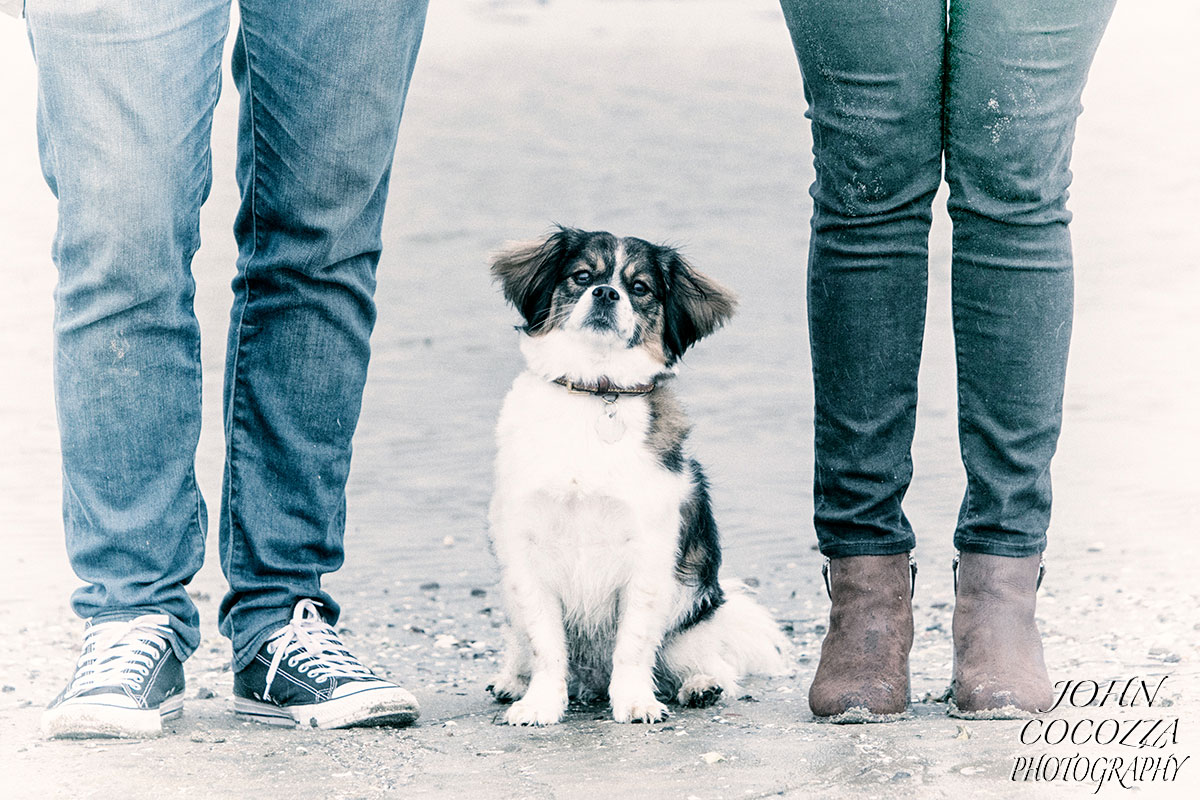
1, 1, 1198, 797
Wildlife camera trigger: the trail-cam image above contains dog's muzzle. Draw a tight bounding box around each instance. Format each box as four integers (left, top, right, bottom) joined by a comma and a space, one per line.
583, 285, 621, 331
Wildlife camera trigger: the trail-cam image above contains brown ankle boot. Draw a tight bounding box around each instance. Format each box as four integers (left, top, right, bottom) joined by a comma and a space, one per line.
808, 554, 914, 718
951, 552, 1054, 715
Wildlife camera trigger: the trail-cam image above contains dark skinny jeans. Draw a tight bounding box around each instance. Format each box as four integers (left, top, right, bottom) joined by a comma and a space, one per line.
779, 0, 1115, 558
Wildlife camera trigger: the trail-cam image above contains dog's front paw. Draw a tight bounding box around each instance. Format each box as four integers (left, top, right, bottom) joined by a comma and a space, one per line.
609, 680, 669, 724
611, 695, 669, 724
504, 685, 567, 726
487, 671, 530, 704
678, 674, 724, 708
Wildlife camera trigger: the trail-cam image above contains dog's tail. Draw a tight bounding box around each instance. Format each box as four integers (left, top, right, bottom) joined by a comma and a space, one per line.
659, 584, 790, 699
709, 585, 791, 677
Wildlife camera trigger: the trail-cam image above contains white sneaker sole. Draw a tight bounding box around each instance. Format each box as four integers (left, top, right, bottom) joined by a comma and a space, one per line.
234, 686, 420, 729
41, 694, 183, 739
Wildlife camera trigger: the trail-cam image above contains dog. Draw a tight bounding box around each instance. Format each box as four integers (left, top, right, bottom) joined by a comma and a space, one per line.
486, 226, 788, 726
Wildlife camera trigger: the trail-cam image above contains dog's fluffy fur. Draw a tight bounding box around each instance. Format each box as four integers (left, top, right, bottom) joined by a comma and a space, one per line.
487, 226, 788, 726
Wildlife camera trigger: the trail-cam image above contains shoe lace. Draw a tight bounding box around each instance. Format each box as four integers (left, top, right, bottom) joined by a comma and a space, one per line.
68, 614, 173, 695
262, 599, 374, 702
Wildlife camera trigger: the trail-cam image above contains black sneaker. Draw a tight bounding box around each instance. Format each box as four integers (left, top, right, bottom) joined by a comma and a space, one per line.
42, 613, 184, 739
233, 599, 419, 729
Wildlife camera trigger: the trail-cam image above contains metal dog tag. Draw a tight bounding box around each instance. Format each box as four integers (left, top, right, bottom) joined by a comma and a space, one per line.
596, 399, 626, 443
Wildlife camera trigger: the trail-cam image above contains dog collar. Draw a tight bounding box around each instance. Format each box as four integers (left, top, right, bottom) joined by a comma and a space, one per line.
551, 376, 656, 400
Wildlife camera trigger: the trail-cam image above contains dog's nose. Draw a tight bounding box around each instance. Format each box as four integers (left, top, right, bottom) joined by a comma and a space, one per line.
592, 285, 620, 303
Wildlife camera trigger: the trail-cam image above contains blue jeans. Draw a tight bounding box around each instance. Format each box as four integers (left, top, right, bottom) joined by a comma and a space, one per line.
26, 0, 428, 669
779, 0, 1115, 558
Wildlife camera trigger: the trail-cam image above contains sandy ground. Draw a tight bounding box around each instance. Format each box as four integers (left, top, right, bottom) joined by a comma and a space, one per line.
1, 1, 1198, 798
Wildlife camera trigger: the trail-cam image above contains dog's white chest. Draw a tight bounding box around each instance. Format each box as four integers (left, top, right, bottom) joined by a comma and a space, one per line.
493, 373, 663, 494
489, 372, 688, 590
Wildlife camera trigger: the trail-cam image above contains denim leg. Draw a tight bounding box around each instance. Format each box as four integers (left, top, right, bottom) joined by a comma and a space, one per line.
945, 0, 1115, 556
779, 0, 945, 558
26, 0, 232, 660
220, 0, 429, 670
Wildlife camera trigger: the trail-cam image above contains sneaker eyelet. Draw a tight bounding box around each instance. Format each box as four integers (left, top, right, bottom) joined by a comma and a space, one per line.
288, 657, 299, 667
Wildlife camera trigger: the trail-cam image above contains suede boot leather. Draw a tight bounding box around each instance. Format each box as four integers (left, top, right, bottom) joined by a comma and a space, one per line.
952, 552, 1054, 714
809, 554, 914, 717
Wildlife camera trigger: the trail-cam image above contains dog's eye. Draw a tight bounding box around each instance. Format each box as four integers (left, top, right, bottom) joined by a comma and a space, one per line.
572, 270, 593, 286
630, 280, 650, 297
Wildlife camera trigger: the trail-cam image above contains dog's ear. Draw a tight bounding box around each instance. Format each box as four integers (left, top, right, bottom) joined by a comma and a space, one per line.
491, 226, 581, 334
660, 250, 737, 360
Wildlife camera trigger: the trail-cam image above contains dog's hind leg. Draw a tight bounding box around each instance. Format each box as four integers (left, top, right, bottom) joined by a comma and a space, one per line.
661, 590, 790, 707
660, 628, 740, 707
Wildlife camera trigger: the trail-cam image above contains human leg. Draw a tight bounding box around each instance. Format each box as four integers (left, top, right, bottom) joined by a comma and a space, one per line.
26, 0, 232, 736
780, 0, 945, 558
944, 0, 1115, 713
945, 0, 1115, 558
218, 0, 427, 680
779, 0, 944, 718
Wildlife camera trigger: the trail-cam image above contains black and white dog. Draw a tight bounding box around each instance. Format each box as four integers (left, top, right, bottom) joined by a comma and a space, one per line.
487, 226, 787, 726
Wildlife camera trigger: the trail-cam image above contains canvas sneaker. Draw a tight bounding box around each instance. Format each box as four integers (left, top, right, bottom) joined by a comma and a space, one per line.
233, 598, 419, 729
41, 613, 184, 739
